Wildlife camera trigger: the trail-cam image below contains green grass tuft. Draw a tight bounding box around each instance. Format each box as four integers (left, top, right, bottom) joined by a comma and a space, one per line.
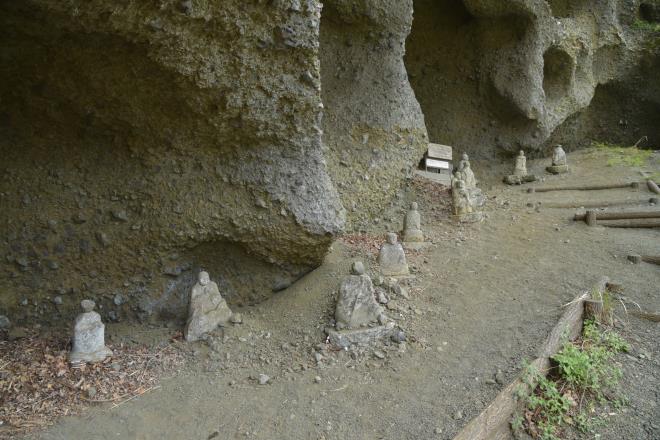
513, 321, 629, 440
592, 141, 653, 167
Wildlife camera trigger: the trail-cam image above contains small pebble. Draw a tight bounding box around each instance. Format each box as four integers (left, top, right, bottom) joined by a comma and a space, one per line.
258, 374, 270, 385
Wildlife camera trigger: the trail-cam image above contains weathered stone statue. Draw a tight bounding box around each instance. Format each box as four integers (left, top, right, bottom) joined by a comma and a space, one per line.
378, 233, 409, 276
402, 202, 423, 244
514, 150, 527, 176
455, 153, 485, 206
458, 153, 477, 189
69, 300, 113, 364
504, 150, 537, 185
452, 179, 483, 223
184, 271, 233, 342
335, 262, 383, 330
547, 145, 569, 174
326, 262, 395, 347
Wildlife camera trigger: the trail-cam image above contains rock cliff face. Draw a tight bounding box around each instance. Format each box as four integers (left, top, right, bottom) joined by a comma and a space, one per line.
0, 0, 658, 325
406, 0, 660, 157
0, 0, 345, 322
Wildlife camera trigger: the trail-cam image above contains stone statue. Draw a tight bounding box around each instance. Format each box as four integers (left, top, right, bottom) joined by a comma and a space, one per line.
335, 262, 383, 330
325, 261, 395, 347
184, 271, 233, 342
378, 233, 409, 276
504, 150, 537, 185
458, 154, 477, 189
452, 179, 483, 223
69, 300, 113, 364
402, 202, 423, 243
454, 156, 485, 206
547, 145, 569, 174
514, 150, 527, 177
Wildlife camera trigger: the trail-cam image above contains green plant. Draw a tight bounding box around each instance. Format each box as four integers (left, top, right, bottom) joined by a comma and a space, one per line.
516, 321, 629, 439
633, 19, 660, 33
592, 141, 653, 167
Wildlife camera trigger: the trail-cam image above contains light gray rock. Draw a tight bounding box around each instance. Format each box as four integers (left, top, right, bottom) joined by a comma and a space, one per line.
258, 374, 270, 385
335, 262, 383, 330
184, 271, 233, 342
69, 300, 113, 364
378, 233, 409, 277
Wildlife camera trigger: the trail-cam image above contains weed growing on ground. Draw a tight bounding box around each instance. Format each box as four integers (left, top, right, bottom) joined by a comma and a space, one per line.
592, 141, 653, 167
513, 321, 629, 440
633, 19, 660, 33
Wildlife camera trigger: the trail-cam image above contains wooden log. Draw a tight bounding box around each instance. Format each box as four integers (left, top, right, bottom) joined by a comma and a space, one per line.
641, 255, 660, 266
648, 180, 660, 195
541, 198, 654, 209
574, 210, 660, 222
599, 218, 660, 228
452, 278, 606, 440
530, 182, 639, 193
585, 210, 597, 227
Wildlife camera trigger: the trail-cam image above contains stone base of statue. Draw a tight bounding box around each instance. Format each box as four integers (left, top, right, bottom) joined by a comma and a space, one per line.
326, 321, 395, 348
70, 345, 113, 364
504, 174, 537, 185
546, 164, 569, 174
402, 229, 423, 243
455, 212, 483, 223
403, 241, 429, 251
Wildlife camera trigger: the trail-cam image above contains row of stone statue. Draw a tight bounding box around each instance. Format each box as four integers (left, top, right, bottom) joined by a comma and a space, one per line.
69, 224, 422, 363
505, 145, 568, 185
69, 271, 236, 363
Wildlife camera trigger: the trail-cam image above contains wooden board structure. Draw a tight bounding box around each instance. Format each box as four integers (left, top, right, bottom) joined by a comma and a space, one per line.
428, 143, 453, 161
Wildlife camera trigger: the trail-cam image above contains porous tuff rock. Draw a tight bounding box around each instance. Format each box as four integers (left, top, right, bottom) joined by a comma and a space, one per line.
321, 0, 429, 229
0, 0, 345, 321
406, 0, 660, 157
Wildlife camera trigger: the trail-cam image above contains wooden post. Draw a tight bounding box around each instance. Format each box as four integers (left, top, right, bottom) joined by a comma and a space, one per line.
584, 300, 605, 324
585, 210, 597, 227
628, 254, 643, 264
648, 180, 660, 195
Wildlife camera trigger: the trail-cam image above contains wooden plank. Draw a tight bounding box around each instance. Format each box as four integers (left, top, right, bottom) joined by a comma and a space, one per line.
453, 278, 609, 440
428, 143, 453, 161
425, 158, 450, 170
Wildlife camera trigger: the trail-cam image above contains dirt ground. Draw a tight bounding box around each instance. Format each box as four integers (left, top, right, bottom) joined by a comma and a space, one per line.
17, 149, 660, 440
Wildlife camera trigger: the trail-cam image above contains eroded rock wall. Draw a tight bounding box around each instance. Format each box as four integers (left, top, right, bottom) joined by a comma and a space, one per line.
406, 0, 660, 158
320, 0, 429, 230
0, 0, 345, 323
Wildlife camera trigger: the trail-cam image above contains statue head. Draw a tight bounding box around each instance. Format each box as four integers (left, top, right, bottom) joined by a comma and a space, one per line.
351, 261, 365, 276
519, 150, 525, 157
81, 299, 96, 313
411, 202, 418, 211
462, 152, 469, 161
386, 232, 398, 245
555, 145, 564, 152
198, 271, 210, 286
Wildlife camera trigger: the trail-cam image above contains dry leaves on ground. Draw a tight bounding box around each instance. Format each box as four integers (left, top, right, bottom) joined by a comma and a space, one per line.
0, 332, 184, 439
